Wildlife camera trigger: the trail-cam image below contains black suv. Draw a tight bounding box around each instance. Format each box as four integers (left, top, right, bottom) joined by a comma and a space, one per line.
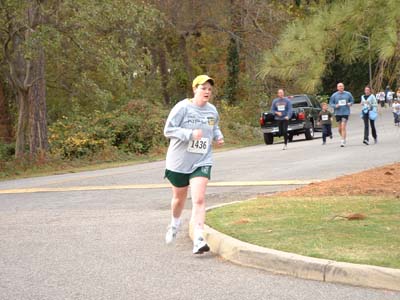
259, 94, 322, 145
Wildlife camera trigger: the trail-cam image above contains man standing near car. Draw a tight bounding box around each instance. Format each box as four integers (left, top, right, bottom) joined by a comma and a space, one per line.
271, 89, 293, 150
329, 82, 354, 147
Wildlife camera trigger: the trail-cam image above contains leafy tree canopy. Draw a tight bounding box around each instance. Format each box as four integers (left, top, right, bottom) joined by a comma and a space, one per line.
259, 0, 400, 93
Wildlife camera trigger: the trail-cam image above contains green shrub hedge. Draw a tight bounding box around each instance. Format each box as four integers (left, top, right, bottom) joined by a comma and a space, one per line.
49, 100, 168, 159
0, 142, 15, 161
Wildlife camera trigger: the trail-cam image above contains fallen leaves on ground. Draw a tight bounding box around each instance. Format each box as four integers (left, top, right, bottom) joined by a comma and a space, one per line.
276, 163, 400, 197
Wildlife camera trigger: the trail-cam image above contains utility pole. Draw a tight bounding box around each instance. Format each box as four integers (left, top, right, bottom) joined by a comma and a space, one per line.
356, 34, 372, 87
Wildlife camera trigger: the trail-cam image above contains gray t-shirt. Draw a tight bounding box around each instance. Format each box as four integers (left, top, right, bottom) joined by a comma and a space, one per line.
164, 99, 223, 173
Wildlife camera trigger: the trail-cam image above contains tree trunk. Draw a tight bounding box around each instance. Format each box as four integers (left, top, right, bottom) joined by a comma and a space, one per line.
0, 81, 13, 143
11, 1, 48, 159
225, 0, 242, 105
15, 90, 29, 158
158, 46, 171, 106
179, 34, 192, 93
28, 46, 48, 158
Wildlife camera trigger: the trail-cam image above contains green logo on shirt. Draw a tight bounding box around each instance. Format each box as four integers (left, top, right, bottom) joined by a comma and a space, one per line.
207, 117, 215, 126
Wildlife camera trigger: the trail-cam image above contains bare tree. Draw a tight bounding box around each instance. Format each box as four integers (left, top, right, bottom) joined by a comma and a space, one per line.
27, 2, 48, 158
0, 79, 13, 142
3, 1, 48, 158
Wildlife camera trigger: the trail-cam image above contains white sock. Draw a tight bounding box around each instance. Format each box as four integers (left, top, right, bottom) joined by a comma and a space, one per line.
171, 217, 181, 228
194, 228, 204, 241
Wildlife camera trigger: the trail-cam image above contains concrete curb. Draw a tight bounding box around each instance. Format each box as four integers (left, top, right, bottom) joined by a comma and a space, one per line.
191, 201, 400, 292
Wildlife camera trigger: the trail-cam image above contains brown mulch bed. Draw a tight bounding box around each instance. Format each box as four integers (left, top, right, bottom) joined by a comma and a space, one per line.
277, 162, 400, 197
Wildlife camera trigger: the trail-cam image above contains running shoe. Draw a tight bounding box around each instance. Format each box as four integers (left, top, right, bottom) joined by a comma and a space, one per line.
165, 225, 179, 244
374, 138, 378, 144
192, 236, 210, 254
282, 145, 287, 150
363, 140, 369, 145
322, 141, 326, 145
340, 140, 345, 147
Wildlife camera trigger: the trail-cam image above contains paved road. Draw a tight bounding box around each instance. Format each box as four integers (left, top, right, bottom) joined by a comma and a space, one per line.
0, 105, 399, 300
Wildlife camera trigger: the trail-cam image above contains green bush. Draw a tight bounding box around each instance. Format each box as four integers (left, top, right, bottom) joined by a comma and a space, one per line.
316, 95, 330, 104
218, 100, 263, 145
48, 100, 168, 159
0, 142, 15, 161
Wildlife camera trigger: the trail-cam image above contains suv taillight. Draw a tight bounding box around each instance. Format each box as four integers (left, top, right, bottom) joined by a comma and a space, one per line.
259, 116, 265, 126
298, 112, 305, 120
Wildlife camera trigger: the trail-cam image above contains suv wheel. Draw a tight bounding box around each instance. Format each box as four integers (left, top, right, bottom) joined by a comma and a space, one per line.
263, 133, 274, 145
305, 124, 314, 140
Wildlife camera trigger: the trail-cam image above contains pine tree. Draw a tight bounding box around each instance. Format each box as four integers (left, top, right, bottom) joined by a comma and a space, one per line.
259, 0, 400, 92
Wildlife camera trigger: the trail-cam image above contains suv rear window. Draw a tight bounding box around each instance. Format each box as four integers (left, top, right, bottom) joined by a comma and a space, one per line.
291, 101, 308, 108
290, 96, 309, 108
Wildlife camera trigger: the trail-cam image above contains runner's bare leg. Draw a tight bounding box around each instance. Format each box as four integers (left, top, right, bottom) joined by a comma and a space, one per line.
171, 186, 188, 219
189, 176, 208, 231
342, 120, 347, 140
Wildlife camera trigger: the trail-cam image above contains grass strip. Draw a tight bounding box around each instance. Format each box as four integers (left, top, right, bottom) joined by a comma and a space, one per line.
206, 195, 400, 269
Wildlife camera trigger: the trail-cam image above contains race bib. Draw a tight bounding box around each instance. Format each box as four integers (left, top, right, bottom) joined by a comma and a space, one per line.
277, 105, 285, 111
338, 99, 347, 106
187, 138, 209, 154
321, 115, 329, 121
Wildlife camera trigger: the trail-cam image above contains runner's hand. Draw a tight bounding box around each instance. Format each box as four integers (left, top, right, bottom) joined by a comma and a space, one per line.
215, 138, 224, 146
192, 129, 203, 140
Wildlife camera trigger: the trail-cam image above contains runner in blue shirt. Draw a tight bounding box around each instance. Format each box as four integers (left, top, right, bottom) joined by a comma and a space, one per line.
271, 89, 293, 150
329, 82, 354, 147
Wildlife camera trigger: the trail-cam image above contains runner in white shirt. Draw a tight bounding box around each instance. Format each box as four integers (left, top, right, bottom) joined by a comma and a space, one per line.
360, 86, 378, 144
163, 75, 224, 254
377, 91, 386, 108
387, 90, 394, 108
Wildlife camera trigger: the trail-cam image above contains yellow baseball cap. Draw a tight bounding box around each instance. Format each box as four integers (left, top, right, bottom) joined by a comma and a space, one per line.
192, 75, 214, 88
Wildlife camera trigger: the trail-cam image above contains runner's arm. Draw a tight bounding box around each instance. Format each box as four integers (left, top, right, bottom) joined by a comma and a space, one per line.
164, 105, 193, 141
329, 94, 336, 109
348, 92, 354, 105
213, 113, 224, 142
271, 99, 277, 115
370, 95, 378, 110
286, 100, 293, 119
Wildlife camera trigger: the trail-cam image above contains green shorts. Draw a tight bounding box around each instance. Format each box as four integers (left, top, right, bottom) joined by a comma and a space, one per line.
165, 166, 212, 188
